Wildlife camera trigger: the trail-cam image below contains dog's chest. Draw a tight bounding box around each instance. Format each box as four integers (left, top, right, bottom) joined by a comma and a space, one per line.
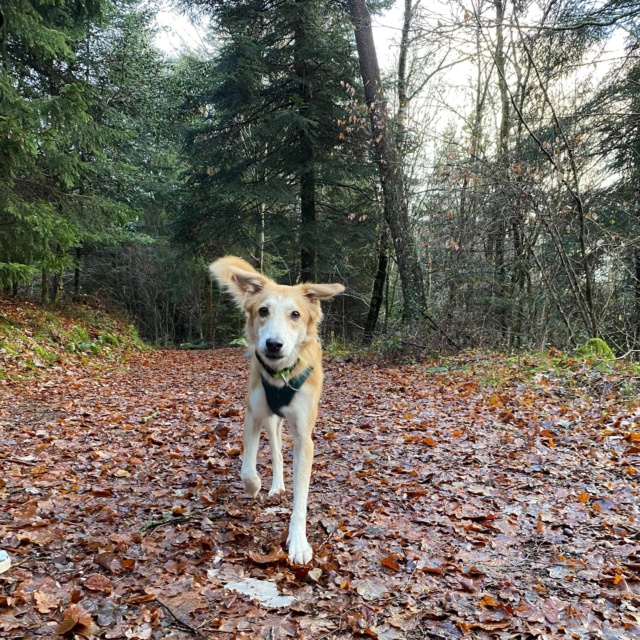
248, 378, 311, 421
261, 379, 298, 417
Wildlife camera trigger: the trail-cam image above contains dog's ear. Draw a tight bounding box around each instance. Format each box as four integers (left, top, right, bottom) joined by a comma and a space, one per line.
302, 283, 345, 301
209, 257, 268, 308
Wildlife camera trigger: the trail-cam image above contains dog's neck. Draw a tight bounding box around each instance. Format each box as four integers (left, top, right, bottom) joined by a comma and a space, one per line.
255, 350, 300, 380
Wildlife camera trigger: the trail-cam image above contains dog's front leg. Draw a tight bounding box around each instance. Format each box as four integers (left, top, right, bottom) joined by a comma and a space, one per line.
264, 416, 285, 497
287, 409, 316, 564
241, 409, 261, 497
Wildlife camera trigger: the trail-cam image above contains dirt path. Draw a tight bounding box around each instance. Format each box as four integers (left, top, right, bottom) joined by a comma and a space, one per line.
1, 350, 639, 638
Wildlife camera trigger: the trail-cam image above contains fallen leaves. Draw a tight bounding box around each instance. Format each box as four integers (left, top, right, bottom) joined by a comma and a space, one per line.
84, 574, 113, 593
57, 603, 98, 636
0, 349, 639, 638
34, 590, 59, 614
248, 548, 288, 564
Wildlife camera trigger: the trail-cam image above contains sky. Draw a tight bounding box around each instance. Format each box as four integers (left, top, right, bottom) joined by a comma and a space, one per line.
151, 0, 626, 154
153, 1, 403, 68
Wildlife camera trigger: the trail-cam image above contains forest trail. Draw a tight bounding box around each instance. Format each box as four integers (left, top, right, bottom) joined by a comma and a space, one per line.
1, 349, 639, 639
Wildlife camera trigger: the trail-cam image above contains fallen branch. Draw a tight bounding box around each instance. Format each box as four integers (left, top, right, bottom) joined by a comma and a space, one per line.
420, 310, 464, 351
155, 598, 200, 638
141, 508, 227, 533
2, 457, 37, 467
141, 515, 193, 532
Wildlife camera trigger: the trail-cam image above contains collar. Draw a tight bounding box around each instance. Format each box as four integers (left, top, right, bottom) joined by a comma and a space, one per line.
255, 350, 300, 380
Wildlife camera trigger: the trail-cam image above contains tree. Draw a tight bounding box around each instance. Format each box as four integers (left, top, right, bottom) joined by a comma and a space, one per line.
346, 0, 426, 324
0, 0, 159, 301
176, 0, 377, 288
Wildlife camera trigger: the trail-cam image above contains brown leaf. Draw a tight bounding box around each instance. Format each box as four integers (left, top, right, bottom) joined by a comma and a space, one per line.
95, 552, 121, 574
56, 603, 94, 635
84, 573, 113, 593
380, 555, 400, 572
34, 590, 59, 614
91, 486, 112, 497
17, 529, 56, 546
124, 593, 156, 604
479, 593, 499, 607
353, 577, 389, 601
247, 549, 287, 565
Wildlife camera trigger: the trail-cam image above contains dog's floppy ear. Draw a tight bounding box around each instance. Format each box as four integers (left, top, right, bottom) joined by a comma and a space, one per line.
209, 256, 268, 308
302, 283, 345, 301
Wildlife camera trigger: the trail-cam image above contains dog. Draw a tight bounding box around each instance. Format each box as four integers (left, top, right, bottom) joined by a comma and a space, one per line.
210, 256, 344, 564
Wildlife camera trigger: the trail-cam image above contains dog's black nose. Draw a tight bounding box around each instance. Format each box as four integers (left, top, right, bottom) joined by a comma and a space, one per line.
266, 339, 283, 353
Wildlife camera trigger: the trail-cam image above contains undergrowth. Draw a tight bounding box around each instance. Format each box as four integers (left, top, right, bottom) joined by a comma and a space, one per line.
0, 296, 145, 383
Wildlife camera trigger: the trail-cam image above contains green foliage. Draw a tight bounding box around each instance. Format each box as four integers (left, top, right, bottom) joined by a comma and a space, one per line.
574, 338, 615, 360
175, 0, 379, 284
0, 1, 181, 296
0, 0, 128, 282
0, 296, 144, 380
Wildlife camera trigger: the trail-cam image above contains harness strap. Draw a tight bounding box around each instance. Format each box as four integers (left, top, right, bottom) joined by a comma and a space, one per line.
260, 366, 314, 417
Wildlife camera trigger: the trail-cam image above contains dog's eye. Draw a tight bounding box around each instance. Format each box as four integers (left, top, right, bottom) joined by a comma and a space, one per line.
291, 310, 300, 319
259, 307, 269, 318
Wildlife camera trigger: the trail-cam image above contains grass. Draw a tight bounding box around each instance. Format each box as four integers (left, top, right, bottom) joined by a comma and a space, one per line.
0, 296, 145, 382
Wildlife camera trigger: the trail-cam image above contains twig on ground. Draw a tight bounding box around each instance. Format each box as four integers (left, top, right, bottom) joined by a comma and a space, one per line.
155, 597, 201, 638
316, 525, 336, 551
141, 515, 193, 532
422, 630, 453, 640
3, 457, 37, 466
399, 563, 419, 595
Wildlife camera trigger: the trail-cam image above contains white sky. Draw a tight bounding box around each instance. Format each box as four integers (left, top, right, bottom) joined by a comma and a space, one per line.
154, 2, 209, 55
152, 0, 627, 156
153, 1, 403, 66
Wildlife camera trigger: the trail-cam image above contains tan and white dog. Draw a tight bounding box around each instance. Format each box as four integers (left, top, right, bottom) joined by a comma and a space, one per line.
210, 256, 344, 564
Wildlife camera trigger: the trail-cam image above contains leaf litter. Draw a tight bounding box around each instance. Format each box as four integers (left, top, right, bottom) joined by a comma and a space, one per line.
0, 349, 639, 638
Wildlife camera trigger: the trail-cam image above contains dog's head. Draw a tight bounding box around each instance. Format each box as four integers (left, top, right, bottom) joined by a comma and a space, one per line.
210, 257, 344, 368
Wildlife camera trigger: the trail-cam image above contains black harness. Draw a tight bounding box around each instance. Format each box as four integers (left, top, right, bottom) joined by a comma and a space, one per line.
256, 351, 314, 417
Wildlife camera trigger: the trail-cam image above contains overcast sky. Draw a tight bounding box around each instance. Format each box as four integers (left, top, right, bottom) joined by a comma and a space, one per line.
153, 1, 403, 69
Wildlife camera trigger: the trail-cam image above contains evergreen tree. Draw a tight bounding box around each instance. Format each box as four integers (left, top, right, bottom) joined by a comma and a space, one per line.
176, 0, 377, 283
0, 0, 114, 293
0, 1, 175, 300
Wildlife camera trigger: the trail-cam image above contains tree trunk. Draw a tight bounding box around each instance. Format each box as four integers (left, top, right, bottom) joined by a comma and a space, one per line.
295, 1, 316, 283
299, 161, 316, 282
493, 0, 510, 337
259, 202, 265, 273
41, 269, 50, 304
346, 0, 426, 323
494, 0, 510, 160
634, 246, 640, 345
363, 229, 389, 343
74, 246, 82, 299
53, 272, 64, 304
395, 0, 412, 149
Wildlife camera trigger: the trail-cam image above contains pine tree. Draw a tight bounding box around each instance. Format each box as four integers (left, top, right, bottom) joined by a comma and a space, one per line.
176, 0, 377, 282
0, 1, 108, 292
0, 1, 172, 299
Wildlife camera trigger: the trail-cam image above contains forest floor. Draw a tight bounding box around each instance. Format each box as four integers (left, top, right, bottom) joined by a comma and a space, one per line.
1, 344, 640, 639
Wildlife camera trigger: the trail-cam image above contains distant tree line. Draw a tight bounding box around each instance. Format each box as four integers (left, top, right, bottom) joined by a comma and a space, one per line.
1, 0, 639, 355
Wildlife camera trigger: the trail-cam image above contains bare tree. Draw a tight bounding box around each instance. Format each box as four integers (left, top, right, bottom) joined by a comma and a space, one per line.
347, 0, 426, 324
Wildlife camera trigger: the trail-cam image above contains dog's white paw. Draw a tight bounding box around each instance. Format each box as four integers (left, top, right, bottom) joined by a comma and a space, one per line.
268, 484, 285, 498
241, 472, 261, 498
287, 530, 313, 565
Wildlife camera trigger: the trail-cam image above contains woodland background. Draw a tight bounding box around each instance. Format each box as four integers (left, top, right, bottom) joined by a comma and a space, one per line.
2, 0, 640, 354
